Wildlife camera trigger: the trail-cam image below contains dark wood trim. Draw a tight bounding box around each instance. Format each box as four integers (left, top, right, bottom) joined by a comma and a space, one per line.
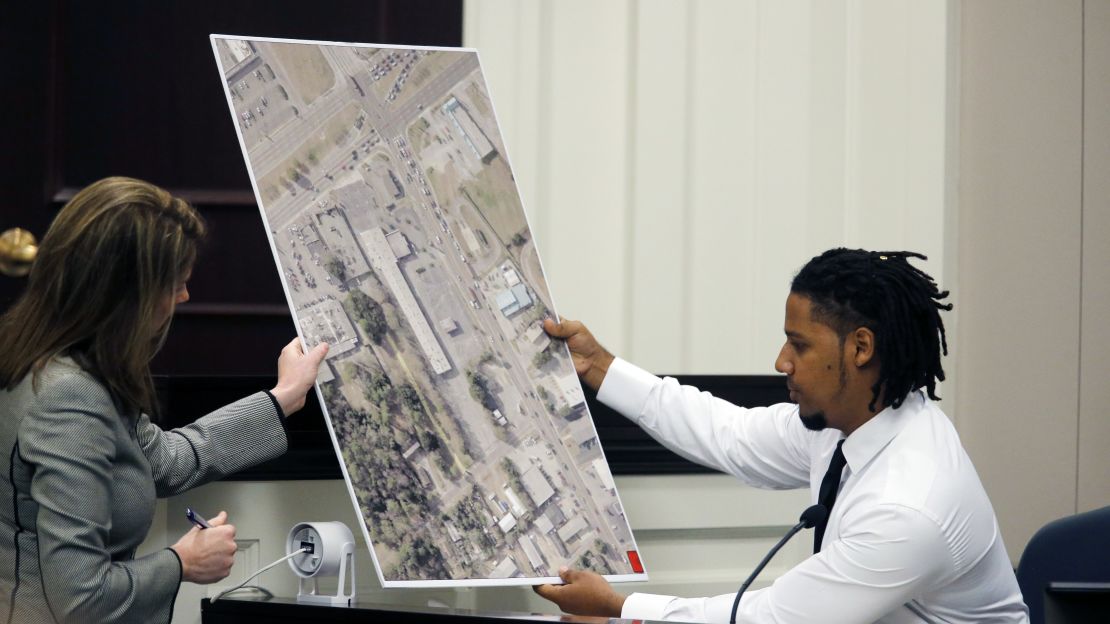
38, 0, 466, 204
157, 373, 788, 481
173, 303, 291, 317
587, 374, 790, 475
43, 0, 63, 205
202, 596, 665, 624
51, 187, 260, 207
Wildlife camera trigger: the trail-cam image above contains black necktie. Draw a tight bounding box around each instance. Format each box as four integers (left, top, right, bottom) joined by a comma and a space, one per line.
813, 439, 847, 553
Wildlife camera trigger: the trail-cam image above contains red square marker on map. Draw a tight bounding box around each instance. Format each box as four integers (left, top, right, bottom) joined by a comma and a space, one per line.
626, 550, 644, 574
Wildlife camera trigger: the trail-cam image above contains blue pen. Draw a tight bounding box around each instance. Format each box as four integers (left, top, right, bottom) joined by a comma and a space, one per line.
185, 508, 212, 529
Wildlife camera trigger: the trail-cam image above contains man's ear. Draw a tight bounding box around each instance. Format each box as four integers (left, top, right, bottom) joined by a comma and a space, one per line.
851, 327, 876, 367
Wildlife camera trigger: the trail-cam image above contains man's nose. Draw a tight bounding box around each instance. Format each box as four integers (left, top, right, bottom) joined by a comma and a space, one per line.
775, 350, 792, 375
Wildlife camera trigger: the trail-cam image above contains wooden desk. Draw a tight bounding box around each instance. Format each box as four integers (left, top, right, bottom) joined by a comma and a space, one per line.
201, 596, 667, 624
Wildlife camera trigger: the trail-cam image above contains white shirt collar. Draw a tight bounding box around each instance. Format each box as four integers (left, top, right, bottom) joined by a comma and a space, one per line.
841, 390, 924, 473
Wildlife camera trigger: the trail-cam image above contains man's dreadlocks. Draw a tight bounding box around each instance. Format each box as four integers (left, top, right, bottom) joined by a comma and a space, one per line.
790, 248, 953, 412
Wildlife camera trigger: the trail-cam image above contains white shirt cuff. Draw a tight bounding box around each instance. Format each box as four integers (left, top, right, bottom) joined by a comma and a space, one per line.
596, 357, 661, 423
622, 592, 678, 621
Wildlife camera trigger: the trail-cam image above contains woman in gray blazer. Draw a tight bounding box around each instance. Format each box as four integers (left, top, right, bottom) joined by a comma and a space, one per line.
0, 177, 328, 624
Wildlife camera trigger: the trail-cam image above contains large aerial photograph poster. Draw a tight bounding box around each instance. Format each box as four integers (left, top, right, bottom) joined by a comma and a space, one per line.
210, 35, 646, 588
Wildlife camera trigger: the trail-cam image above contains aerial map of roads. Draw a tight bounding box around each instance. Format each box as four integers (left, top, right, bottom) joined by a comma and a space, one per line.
211, 36, 645, 587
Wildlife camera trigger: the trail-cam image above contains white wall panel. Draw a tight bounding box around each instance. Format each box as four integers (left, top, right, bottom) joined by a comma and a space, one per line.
466, 1, 633, 352
466, 0, 949, 374
806, 1, 848, 255
464, 1, 544, 232
851, 1, 909, 249
540, 2, 632, 350
903, 0, 948, 265
627, 0, 691, 371
843, 1, 948, 271
686, 0, 761, 373
748, 1, 815, 372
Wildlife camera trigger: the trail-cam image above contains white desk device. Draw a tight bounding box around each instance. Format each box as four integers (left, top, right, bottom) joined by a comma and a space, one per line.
287, 521, 356, 606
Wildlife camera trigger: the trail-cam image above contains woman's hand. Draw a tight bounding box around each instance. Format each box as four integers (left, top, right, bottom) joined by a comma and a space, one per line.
170, 511, 238, 584
270, 338, 329, 417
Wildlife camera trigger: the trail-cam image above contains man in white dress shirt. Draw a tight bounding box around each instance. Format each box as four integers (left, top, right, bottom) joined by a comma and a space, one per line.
534, 249, 1029, 623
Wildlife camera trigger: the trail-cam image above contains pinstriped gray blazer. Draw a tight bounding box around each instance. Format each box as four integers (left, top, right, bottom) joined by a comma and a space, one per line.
0, 357, 288, 624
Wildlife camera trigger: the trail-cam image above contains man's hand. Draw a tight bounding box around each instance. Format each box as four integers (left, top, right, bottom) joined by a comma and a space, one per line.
533, 567, 626, 618
542, 318, 614, 392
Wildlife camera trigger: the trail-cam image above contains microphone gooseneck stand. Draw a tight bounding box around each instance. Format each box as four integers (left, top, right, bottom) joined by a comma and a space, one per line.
728, 504, 828, 624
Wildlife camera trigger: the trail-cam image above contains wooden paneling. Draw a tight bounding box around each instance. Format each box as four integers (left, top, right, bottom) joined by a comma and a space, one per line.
0, 2, 57, 306
0, 1, 464, 376
155, 372, 788, 481
55, 1, 462, 194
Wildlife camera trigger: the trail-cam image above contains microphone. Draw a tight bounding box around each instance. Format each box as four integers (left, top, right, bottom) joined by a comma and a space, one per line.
728, 504, 828, 624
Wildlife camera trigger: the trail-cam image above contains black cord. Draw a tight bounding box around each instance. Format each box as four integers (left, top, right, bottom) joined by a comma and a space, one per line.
729, 505, 826, 624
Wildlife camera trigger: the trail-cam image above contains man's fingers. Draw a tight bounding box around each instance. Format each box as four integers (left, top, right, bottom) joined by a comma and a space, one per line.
534, 565, 575, 598
208, 510, 229, 526
542, 318, 561, 336
533, 583, 559, 600
559, 616, 610, 624
543, 317, 579, 339
534, 568, 574, 602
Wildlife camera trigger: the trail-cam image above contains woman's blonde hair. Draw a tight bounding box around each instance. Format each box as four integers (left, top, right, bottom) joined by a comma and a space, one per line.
0, 176, 206, 414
